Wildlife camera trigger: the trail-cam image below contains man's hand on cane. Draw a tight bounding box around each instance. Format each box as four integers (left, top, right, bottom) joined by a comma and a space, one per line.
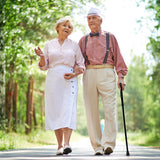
118, 77, 126, 90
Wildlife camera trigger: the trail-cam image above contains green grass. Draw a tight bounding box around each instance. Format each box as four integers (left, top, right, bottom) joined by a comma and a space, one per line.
117, 132, 160, 149
0, 129, 84, 151
1, 130, 160, 151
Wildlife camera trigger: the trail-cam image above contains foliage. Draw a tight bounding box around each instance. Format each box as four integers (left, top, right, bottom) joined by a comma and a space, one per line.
0, 0, 6, 129
0, 129, 84, 150
117, 54, 150, 132
118, 131, 160, 148
143, 0, 160, 137
76, 77, 88, 135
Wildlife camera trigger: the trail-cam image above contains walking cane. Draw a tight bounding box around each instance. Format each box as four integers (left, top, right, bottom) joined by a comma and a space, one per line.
119, 83, 130, 156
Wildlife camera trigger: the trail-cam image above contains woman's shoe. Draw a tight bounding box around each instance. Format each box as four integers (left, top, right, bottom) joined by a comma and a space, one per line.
56, 147, 63, 155
63, 145, 72, 154
94, 150, 103, 155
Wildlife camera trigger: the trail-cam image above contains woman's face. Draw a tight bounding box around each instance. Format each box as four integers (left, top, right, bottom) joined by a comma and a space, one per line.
57, 21, 73, 38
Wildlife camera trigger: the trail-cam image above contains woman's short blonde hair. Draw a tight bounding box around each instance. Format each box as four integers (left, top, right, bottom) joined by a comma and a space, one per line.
55, 16, 73, 33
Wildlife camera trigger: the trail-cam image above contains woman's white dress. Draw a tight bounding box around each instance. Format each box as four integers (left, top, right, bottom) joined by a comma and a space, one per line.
39, 38, 85, 130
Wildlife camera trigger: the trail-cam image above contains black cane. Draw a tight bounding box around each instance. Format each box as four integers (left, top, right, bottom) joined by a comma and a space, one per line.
119, 83, 130, 156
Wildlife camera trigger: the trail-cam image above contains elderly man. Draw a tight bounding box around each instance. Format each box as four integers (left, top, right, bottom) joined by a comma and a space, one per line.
79, 7, 128, 155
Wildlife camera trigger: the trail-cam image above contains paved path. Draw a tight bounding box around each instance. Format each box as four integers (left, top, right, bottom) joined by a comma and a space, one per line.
0, 138, 160, 160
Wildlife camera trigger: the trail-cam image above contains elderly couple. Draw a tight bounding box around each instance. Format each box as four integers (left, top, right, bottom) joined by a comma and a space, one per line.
35, 7, 128, 156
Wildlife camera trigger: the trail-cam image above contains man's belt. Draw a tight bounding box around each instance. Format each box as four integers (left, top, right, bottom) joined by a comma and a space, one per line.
86, 64, 114, 69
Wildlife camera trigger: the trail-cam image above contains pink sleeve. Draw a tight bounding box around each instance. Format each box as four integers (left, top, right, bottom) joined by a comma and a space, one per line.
38, 42, 49, 71
75, 44, 85, 71
111, 35, 128, 78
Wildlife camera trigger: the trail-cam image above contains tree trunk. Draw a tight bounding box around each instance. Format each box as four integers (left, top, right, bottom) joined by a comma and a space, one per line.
13, 82, 18, 132
0, 4, 6, 130
40, 93, 44, 128
34, 89, 44, 128
25, 76, 34, 134
33, 106, 38, 129
0, 60, 6, 130
133, 109, 136, 131
6, 78, 13, 132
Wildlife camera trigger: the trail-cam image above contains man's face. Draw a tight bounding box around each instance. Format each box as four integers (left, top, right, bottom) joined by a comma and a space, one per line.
87, 15, 102, 33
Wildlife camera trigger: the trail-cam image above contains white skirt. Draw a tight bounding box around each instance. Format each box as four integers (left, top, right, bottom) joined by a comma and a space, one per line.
45, 65, 78, 130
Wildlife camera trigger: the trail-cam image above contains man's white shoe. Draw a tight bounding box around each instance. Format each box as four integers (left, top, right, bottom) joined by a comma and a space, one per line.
56, 147, 63, 155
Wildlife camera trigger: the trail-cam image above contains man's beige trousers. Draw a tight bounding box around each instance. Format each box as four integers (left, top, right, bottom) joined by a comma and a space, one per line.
83, 68, 117, 152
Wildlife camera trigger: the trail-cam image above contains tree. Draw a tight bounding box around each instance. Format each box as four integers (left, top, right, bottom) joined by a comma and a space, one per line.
120, 54, 150, 131
0, 0, 7, 130
142, 0, 160, 137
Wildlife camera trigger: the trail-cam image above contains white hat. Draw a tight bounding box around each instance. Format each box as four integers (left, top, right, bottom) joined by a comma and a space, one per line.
87, 7, 102, 17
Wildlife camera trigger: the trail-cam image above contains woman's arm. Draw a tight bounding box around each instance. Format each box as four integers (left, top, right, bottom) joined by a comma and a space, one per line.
34, 47, 45, 67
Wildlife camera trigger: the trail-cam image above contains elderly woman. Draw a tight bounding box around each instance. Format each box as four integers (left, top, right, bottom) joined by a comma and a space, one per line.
34, 16, 85, 155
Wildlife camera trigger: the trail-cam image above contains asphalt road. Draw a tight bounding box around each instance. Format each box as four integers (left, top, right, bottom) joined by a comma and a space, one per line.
0, 138, 160, 160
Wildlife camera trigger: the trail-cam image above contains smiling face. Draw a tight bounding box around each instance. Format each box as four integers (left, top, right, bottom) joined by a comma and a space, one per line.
56, 20, 73, 39
87, 15, 102, 33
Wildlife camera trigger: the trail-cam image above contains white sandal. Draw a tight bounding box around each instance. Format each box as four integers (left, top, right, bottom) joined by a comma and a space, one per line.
56, 147, 63, 155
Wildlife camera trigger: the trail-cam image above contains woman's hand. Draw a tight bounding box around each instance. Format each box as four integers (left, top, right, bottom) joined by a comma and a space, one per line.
73, 65, 84, 76
64, 65, 84, 80
64, 73, 76, 80
34, 47, 45, 67
34, 47, 44, 57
